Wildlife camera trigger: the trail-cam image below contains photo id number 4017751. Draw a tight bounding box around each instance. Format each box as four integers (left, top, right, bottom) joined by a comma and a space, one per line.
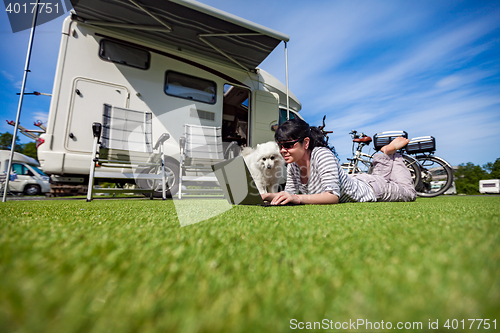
443, 319, 496, 330
6, 2, 60, 14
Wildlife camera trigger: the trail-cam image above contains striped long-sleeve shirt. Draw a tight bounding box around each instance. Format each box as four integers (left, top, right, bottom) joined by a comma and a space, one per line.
284, 147, 376, 203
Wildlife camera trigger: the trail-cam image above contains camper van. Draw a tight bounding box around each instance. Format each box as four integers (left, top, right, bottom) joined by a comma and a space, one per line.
430, 180, 457, 195
0, 150, 50, 195
37, 0, 301, 196
479, 179, 500, 194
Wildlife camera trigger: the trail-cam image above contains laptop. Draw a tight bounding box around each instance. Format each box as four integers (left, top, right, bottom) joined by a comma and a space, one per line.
211, 156, 300, 206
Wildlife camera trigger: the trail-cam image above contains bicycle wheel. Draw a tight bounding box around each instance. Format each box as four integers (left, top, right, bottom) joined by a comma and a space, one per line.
344, 154, 419, 189
402, 154, 421, 188
358, 159, 373, 174
342, 162, 361, 174
342, 160, 372, 174
414, 155, 453, 197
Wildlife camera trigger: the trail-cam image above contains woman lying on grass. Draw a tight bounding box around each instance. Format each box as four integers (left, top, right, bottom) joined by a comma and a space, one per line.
261, 118, 416, 205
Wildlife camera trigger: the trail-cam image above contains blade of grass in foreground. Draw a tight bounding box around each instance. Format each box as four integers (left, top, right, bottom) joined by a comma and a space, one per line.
0, 196, 499, 332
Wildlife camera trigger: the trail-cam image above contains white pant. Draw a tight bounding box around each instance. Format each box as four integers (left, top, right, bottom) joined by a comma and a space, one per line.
351, 153, 416, 202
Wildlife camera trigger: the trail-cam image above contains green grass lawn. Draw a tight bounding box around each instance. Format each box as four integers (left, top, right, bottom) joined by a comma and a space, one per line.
1, 196, 499, 332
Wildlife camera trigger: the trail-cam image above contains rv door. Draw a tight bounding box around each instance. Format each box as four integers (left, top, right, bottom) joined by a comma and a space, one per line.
66, 78, 129, 153
250, 90, 279, 146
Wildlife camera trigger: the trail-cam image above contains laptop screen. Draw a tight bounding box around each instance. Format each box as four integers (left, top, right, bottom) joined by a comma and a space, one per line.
211, 156, 264, 205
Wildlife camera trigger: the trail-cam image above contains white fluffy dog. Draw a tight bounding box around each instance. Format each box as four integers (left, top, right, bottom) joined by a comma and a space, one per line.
241, 141, 286, 194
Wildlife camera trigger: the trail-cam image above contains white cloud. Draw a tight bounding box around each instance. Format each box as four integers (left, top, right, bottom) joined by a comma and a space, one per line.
1, 70, 15, 82
31, 111, 49, 124
434, 69, 495, 90
309, 15, 499, 109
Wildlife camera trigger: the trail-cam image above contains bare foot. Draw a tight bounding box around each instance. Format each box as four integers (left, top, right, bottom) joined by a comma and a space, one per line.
381, 137, 409, 155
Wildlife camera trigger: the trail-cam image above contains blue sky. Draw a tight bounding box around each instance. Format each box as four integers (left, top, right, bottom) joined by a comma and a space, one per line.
1, 0, 499, 167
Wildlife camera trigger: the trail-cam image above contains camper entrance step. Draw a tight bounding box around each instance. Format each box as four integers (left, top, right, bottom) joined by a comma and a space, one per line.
93, 172, 165, 180
181, 176, 219, 182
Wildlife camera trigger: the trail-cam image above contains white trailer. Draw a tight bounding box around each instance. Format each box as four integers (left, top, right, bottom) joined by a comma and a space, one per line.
479, 179, 500, 194
431, 180, 456, 195
37, 0, 302, 195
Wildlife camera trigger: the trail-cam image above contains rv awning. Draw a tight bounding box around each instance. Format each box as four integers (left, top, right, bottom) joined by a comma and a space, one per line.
70, 0, 289, 71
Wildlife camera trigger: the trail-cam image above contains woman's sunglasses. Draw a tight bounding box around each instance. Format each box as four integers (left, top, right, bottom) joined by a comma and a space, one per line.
278, 139, 302, 150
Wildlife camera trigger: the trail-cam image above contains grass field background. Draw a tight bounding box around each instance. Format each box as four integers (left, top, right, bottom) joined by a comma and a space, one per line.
1, 196, 499, 332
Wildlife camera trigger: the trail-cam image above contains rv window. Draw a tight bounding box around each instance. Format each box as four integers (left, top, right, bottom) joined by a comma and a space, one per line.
165, 71, 216, 104
279, 108, 295, 125
99, 40, 150, 70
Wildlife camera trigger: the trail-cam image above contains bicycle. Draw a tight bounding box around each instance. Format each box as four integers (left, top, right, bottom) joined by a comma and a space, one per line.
318, 116, 379, 174
318, 115, 421, 186
403, 136, 454, 197
317, 116, 453, 197
349, 130, 453, 197
342, 130, 374, 174
344, 130, 422, 188
317, 115, 333, 146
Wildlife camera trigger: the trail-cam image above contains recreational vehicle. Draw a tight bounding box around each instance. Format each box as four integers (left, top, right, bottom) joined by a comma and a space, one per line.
37, 0, 301, 196
479, 179, 500, 194
0, 150, 50, 195
430, 181, 457, 195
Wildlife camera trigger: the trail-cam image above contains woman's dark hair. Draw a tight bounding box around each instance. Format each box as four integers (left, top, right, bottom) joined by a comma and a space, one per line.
274, 118, 329, 151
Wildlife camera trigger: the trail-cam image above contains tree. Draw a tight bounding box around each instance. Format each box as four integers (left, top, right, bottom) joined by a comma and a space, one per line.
483, 158, 500, 179
0, 132, 37, 160
0, 132, 21, 151
21, 142, 37, 160
455, 162, 488, 195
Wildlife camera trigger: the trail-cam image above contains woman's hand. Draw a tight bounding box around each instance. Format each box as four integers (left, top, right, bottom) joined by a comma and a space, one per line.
269, 191, 300, 205
260, 192, 276, 202
261, 192, 297, 205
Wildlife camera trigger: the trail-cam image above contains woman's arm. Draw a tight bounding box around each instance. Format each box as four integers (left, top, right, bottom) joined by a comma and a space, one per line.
261, 191, 339, 205
297, 192, 339, 204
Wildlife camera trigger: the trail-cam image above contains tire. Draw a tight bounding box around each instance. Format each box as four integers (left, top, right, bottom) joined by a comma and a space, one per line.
342, 162, 362, 174
414, 155, 453, 197
344, 155, 420, 189
136, 160, 180, 198
359, 160, 373, 174
342, 160, 372, 174
24, 184, 41, 195
402, 154, 422, 189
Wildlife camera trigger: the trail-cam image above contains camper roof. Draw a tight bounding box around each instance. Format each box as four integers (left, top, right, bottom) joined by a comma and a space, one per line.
70, 0, 290, 71
0, 150, 40, 167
